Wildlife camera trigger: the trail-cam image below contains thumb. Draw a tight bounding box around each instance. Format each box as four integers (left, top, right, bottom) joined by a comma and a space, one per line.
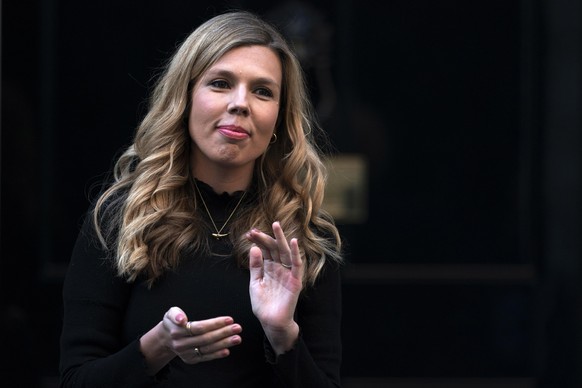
167, 306, 188, 326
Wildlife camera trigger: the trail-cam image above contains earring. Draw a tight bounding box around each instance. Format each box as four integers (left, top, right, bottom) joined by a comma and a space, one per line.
270, 133, 278, 144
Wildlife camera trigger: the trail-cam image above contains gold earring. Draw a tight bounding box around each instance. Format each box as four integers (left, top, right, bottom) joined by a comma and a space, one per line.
270, 133, 277, 144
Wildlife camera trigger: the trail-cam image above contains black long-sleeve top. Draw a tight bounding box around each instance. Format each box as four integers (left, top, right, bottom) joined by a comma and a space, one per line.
59, 182, 343, 387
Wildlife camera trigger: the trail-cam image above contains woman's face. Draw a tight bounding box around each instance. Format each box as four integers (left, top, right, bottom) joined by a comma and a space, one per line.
188, 45, 282, 179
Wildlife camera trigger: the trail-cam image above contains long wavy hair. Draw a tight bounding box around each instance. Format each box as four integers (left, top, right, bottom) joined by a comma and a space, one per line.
93, 10, 342, 288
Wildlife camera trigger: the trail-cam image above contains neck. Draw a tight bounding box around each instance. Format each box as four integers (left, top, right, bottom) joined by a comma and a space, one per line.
191, 178, 247, 240
190, 150, 254, 193
191, 169, 252, 195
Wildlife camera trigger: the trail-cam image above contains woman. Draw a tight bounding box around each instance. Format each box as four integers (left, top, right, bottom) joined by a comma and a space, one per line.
59, 10, 343, 388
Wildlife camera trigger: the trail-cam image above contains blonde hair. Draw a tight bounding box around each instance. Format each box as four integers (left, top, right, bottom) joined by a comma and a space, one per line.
93, 10, 342, 288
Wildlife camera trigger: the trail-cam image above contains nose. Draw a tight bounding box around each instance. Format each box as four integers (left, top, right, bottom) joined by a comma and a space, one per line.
227, 87, 250, 116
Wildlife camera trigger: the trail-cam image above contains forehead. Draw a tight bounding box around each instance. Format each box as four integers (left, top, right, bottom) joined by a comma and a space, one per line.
208, 45, 282, 80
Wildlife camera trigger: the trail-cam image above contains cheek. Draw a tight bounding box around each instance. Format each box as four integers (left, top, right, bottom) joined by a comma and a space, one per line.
190, 93, 215, 121
188, 95, 217, 136
258, 106, 280, 134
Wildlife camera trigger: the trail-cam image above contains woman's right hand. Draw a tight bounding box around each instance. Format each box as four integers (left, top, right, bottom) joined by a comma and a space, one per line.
140, 306, 243, 374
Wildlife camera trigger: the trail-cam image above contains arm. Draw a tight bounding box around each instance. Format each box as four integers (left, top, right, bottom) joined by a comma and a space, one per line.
269, 263, 343, 388
247, 223, 342, 388
59, 215, 156, 388
59, 215, 244, 387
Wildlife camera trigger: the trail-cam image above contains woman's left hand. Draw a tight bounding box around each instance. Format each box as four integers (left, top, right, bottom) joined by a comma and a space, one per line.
246, 221, 303, 354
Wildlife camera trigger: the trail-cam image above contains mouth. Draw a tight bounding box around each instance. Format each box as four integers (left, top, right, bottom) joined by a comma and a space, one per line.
217, 125, 250, 140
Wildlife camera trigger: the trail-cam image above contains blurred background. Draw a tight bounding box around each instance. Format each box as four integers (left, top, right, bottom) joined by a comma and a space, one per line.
2, 0, 581, 387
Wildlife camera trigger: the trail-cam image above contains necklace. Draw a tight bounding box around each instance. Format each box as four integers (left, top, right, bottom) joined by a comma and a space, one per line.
192, 179, 247, 239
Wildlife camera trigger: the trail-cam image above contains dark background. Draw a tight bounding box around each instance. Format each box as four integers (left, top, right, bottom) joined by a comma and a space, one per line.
2, 0, 582, 387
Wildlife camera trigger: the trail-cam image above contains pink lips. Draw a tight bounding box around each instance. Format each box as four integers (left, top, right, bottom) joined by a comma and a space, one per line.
217, 125, 249, 140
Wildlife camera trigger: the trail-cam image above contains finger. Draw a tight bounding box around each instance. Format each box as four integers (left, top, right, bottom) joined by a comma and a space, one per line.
246, 229, 276, 252
182, 321, 242, 361
246, 224, 289, 263
277, 238, 301, 271
194, 327, 243, 357
260, 246, 272, 261
249, 245, 264, 282
290, 237, 303, 275
185, 321, 194, 336
272, 221, 292, 266
185, 316, 236, 337
185, 346, 232, 364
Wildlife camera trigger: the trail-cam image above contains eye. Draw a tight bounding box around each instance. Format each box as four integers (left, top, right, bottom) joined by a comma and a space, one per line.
255, 87, 274, 98
209, 79, 230, 89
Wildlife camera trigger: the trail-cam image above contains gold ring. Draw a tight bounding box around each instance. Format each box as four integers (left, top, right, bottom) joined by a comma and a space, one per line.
194, 347, 203, 357
280, 262, 291, 269
186, 321, 193, 336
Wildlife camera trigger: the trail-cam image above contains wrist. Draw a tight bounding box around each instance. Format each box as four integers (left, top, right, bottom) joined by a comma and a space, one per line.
264, 321, 300, 356
139, 321, 175, 375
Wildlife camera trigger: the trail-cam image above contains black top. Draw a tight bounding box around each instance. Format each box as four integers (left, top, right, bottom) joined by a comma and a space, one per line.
59, 181, 343, 387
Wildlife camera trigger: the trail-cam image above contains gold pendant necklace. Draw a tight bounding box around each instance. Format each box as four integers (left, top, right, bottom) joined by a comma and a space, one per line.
192, 179, 247, 239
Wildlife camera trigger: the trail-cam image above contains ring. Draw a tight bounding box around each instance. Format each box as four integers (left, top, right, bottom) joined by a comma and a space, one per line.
280, 262, 291, 269
186, 321, 193, 336
194, 347, 203, 357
